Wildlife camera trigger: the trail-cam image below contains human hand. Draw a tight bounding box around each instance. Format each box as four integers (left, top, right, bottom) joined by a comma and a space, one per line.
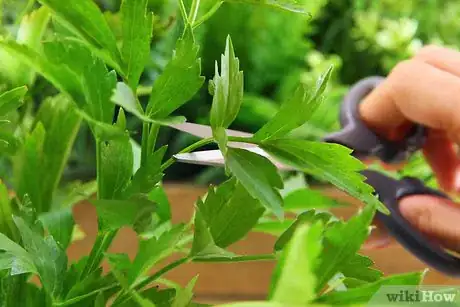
360, 45, 460, 252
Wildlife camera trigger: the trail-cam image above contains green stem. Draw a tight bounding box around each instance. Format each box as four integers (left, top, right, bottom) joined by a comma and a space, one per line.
192, 1, 223, 29
147, 124, 160, 157
80, 230, 117, 278
161, 137, 214, 171
141, 123, 150, 166
227, 135, 260, 145
178, 0, 189, 23
188, 0, 201, 25
96, 140, 104, 199
113, 257, 190, 306
53, 283, 119, 306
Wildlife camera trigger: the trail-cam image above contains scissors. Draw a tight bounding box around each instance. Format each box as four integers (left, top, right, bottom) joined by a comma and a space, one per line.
169, 77, 460, 277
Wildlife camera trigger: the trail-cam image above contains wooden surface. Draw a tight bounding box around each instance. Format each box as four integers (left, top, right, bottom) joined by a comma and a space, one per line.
68, 184, 460, 303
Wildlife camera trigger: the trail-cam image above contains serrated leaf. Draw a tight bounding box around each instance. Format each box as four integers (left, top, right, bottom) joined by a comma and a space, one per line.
146, 27, 205, 119
34, 95, 81, 212
43, 38, 117, 126
172, 276, 198, 307
190, 208, 236, 259
210, 35, 244, 130
0, 7, 51, 86
13, 216, 67, 299
0, 86, 27, 116
255, 67, 332, 141
117, 288, 177, 307
274, 210, 333, 251
112, 82, 184, 125
0, 233, 36, 275
0, 40, 84, 104
283, 188, 345, 211
225, 148, 284, 219
39, 208, 74, 250
106, 253, 156, 307
124, 146, 166, 197
315, 272, 424, 304
14, 123, 46, 213
226, 0, 309, 14
99, 137, 134, 200
195, 178, 265, 248
271, 222, 323, 305
121, 0, 154, 89
91, 198, 157, 233
128, 224, 185, 285
314, 204, 375, 292
260, 139, 386, 213
340, 254, 383, 283
37, 0, 123, 71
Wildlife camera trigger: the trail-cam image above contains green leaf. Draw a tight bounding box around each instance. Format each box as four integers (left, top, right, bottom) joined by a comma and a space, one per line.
111, 83, 184, 125
190, 207, 236, 259
35, 95, 82, 212
0, 40, 84, 105
195, 178, 265, 248
121, 0, 154, 89
14, 123, 46, 212
226, 0, 309, 14
225, 148, 284, 219
146, 27, 205, 119
43, 38, 117, 126
117, 288, 177, 307
260, 139, 386, 213
274, 210, 333, 251
0, 233, 36, 275
0, 7, 51, 86
0, 86, 27, 116
13, 216, 67, 299
271, 222, 323, 305
340, 254, 383, 283
106, 253, 156, 307
91, 198, 157, 233
37, 0, 123, 71
99, 136, 134, 199
172, 276, 198, 307
283, 188, 345, 211
216, 303, 321, 307
315, 272, 424, 304
128, 224, 186, 285
210, 35, 244, 130
39, 208, 74, 250
254, 67, 332, 141
314, 204, 375, 292
124, 146, 166, 197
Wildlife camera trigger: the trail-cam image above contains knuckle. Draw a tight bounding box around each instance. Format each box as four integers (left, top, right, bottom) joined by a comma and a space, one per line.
415, 44, 443, 61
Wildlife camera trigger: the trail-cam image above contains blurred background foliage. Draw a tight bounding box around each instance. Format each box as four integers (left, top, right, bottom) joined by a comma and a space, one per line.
1, 0, 453, 185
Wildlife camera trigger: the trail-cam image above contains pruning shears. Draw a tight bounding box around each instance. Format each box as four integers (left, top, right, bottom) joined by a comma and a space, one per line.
169, 77, 460, 277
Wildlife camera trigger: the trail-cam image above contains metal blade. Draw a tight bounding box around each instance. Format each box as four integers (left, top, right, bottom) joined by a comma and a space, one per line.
174, 147, 295, 171
168, 122, 256, 149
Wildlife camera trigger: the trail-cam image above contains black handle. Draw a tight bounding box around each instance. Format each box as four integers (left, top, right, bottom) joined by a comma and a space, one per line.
364, 170, 460, 277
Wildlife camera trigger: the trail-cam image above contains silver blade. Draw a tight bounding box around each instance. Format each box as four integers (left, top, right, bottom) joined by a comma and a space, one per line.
168, 122, 256, 148
174, 147, 295, 171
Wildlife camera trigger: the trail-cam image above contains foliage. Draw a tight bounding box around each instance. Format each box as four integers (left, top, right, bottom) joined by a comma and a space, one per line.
0, 0, 438, 306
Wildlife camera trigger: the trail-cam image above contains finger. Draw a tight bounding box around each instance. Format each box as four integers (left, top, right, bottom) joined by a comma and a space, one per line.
399, 195, 460, 252
422, 129, 460, 192
359, 59, 460, 144
415, 45, 460, 77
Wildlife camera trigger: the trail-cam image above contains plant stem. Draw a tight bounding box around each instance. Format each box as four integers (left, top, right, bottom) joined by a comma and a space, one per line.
96, 139, 104, 198
161, 137, 214, 171
192, 1, 223, 29
141, 123, 149, 166
80, 230, 117, 278
178, 0, 189, 23
188, 0, 201, 25
113, 257, 191, 306
227, 135, 260, 145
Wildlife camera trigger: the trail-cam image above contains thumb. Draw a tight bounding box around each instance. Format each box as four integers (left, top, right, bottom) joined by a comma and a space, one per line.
399, 195, 460, 252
